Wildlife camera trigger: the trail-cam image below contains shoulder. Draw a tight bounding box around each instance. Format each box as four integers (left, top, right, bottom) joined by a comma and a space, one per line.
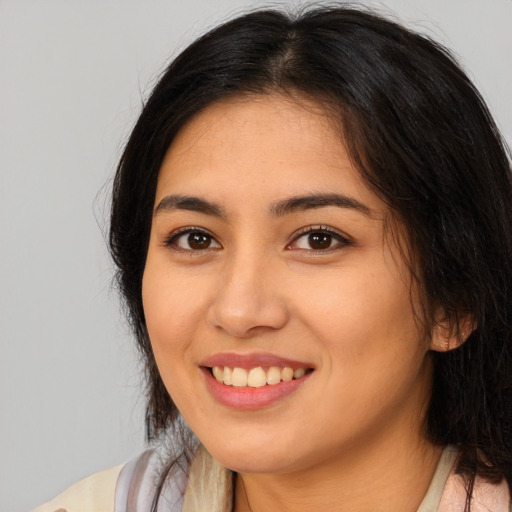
115, 449, 188, 511
32, 449, 190, 512
31, 465, 123, 512
419, 447, 511, 512
439, 471, 511, 512
436, 447, 511, 512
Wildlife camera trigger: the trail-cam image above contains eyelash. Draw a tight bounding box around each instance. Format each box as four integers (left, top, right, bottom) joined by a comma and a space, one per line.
163, 227, 221, 252
287, 225, 352, 253
163, 225, 352, 253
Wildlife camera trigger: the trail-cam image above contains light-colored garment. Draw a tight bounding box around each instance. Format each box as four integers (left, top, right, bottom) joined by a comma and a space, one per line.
32, 445, 511, 512
31, 465, 123, 512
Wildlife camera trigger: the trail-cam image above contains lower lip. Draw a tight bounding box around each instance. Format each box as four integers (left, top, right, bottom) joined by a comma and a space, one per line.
201, 367, 310, 410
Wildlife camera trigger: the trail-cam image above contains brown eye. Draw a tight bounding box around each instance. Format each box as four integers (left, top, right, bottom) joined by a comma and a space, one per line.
167, 229, 221, 251
288, 227, 350, 252
188, 232, 212, 249
308, 233, 332, 250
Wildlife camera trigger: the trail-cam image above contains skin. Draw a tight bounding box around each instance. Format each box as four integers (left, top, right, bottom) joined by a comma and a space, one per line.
142, 93, 449, 512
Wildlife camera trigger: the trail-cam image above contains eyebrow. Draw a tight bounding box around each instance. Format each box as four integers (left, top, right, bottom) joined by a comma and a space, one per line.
270, 193, 373, 217
154, 192, 373, 218
154, 195, 226, 218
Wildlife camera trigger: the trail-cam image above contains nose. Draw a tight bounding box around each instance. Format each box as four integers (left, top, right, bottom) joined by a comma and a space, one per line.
206, 250, 290, 338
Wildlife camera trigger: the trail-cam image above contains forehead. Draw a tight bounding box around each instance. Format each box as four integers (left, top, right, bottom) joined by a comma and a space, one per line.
156, 93, 386, 216
168, 93, 334, 149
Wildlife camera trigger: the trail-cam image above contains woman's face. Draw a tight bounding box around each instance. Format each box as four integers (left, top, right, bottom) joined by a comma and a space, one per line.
142, 94, 434, 475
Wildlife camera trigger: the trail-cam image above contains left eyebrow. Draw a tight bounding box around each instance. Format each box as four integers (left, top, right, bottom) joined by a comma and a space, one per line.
270, 193, 373, 217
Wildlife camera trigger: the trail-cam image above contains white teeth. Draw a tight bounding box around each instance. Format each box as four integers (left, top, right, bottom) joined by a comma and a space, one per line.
281, 367, 294, 382
223, 367, 233, 385
211, 365, 309, 387
212, 366, 223, 381
231, 367, 248, 387
266, 366, 281, 385
248, 367, 267, 388
293, 368, 306, 379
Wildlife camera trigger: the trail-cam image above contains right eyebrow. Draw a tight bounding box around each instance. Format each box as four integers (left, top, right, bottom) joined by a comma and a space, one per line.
154, 195, 226, 218
270, 193, 373, 217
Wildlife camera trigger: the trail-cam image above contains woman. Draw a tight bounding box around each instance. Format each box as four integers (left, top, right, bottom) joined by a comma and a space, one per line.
35, 5, 512, 512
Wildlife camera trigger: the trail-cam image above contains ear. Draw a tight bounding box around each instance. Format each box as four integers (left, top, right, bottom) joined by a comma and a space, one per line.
429, 313, 476, 353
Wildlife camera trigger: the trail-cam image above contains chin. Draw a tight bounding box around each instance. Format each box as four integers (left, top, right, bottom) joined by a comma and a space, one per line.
203, 437, 299, 474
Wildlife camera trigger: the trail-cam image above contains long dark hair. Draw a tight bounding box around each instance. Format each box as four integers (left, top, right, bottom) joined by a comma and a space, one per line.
109, 4, 512, 508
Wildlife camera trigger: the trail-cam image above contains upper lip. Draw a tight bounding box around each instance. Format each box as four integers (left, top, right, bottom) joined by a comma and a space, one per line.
200, 352, 314, 370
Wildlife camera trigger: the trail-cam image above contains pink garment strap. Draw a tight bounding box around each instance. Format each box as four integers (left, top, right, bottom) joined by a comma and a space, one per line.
438, 468, 511, 512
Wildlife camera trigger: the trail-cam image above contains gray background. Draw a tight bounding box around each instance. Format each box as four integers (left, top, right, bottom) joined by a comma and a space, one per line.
1, 1, 510, 511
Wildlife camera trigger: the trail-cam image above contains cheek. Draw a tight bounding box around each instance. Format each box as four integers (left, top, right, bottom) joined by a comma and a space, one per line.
143, 252, 207, 335
141, 257, 207, 373
297, 262, 417, 340
141, 264, 206, 410
293, 259, 427, 394
297, 270, 429, 434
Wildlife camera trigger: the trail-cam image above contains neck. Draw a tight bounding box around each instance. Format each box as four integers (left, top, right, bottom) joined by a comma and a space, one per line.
234, 434, 443, 512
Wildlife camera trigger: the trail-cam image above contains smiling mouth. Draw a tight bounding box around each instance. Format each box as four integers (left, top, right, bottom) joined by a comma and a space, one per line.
208, 366, 313, 387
